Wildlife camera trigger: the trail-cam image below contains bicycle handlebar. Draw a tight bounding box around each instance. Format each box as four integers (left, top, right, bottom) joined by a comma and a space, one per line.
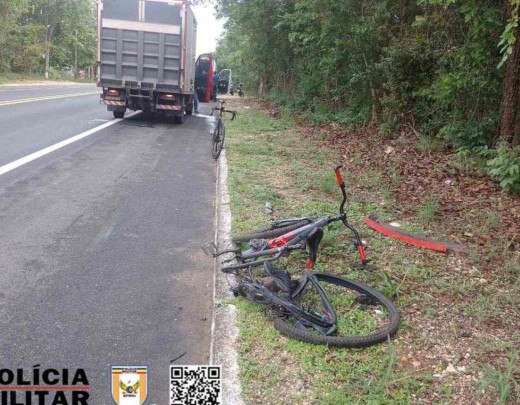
334, 166, 366, 263
212, 107, 237, 120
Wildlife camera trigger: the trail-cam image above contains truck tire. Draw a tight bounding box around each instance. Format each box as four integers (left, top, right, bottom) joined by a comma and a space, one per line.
113, 110, 125, 119
185, 100, 193, 115
142, 111, 154, 121
173, 112, 185, 124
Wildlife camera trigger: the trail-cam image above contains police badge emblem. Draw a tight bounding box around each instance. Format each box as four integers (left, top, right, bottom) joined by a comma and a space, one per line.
111, 366, 148, 405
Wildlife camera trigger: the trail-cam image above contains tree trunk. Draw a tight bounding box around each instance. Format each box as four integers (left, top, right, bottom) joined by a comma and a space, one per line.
514, 82, 520, 146
499, 5, 520, 146
258, 77, 265, 97
399, 0, 414, 33
371, 87, 381, 124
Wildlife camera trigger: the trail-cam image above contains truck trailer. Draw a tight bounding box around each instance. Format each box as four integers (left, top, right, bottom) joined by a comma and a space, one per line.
97, 0, 197, 123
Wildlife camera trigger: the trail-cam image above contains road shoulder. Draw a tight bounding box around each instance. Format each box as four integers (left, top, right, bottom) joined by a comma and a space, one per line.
211, 149, 244, 405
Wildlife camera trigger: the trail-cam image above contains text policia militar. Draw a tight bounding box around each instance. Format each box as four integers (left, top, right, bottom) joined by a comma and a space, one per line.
0, 366, 89, 405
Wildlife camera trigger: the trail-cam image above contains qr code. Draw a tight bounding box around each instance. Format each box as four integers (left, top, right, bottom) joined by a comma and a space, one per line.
170, 365, 221, 405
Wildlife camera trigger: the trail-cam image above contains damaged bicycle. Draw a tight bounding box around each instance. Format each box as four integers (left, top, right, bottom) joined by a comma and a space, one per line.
206, 166, 400, 347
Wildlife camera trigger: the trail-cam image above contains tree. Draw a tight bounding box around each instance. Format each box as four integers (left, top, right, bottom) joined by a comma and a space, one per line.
1, 0, 96, 76
499, 0, 520, 146
0, 0, 27, 72
216, 0, 520, 191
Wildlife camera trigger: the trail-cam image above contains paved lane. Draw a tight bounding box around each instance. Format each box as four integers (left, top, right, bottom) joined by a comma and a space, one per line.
0, 84, 215, 403
0, 83, 106, 166
0, 82, 96, 102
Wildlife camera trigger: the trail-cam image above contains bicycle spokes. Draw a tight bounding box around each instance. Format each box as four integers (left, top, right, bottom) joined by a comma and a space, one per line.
285, 274, 393, 338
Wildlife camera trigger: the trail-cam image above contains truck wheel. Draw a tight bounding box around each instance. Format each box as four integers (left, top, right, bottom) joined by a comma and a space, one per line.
113, 110, 125, 119
173, 112, 185, 124
142, 111, 154, 121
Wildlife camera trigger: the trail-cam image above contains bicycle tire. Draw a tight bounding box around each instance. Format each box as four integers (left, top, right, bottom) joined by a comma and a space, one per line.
212, 119, 225, 160
233, 219, 312, 243
273, 273, 400, 348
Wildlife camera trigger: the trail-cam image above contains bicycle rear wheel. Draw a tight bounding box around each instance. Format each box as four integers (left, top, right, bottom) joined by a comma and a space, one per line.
273, 273, 400, 347
212, 119, 225, 160
233, 219, 313, 243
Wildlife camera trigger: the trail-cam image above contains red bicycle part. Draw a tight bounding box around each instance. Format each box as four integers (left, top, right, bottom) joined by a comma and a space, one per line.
268, 233, 293, 249
305, 258, 315, 269
357, 244, 367, 264
334, 165, 345, 187
364, 215, 465, 254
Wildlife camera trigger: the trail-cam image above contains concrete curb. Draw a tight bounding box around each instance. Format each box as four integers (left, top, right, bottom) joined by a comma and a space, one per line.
210, 149, 244, 405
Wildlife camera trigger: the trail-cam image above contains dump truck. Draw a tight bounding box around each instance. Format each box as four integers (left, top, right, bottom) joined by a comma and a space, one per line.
97, 0, 197, 123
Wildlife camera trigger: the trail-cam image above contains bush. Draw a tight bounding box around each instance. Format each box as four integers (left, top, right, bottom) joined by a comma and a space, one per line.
487, 145, 520, 194
438, 117, 498, 149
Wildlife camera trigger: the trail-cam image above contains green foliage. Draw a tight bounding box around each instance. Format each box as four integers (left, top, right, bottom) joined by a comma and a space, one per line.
487, 144, 520, 193
216, 0, 520, 193
0, 0, 27, 71
498, 0, 520, 68
0, 0, 96, 75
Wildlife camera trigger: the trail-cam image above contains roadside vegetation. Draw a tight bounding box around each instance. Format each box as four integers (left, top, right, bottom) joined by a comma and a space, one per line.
216, 0, 520, 195
0, 0, 96, 80
224, 97, 519, 404
0, 72, 44, 85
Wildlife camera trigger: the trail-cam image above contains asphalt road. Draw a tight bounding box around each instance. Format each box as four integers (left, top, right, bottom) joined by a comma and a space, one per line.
0, 83, 215, 404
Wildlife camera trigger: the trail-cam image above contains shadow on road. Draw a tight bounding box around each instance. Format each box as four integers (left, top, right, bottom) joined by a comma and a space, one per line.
121, 102, 216, 127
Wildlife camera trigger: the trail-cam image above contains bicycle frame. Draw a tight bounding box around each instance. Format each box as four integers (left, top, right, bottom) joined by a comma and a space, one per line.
219, 166, 367, 273
238, 271, 337, 334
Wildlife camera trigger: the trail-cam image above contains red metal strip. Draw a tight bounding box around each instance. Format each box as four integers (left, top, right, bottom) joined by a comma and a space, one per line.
364, 216, 449, 253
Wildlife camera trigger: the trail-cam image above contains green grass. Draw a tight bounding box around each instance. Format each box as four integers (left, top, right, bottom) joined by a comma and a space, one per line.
416, 135, 444, 153
225, 106, 426, 404
0, 71, 62, 84
0, 72, 94, 84
479, 351, 519, 405
416, 198, 440, 224
224, 101, 520, 404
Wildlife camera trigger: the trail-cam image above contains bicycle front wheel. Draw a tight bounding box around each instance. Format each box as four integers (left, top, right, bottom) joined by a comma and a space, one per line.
273, 273, 400, 348
212, 119, 225, 159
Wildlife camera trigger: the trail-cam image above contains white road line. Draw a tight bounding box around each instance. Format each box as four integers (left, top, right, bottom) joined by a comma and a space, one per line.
0, 91, 98, 107
0, 111, 140, 177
